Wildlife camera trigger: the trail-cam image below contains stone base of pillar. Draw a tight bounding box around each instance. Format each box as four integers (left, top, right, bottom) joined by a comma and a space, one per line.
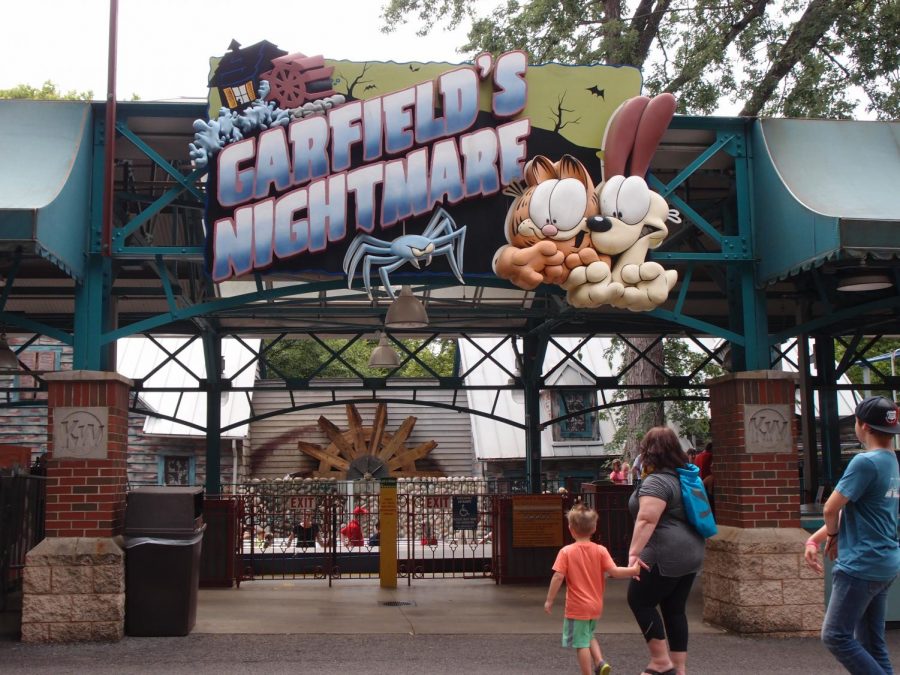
703, 526, 824, 637
20, 538, 124, 643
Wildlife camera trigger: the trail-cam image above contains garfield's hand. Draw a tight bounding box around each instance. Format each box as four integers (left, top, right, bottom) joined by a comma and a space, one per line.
494, 241, 566, 289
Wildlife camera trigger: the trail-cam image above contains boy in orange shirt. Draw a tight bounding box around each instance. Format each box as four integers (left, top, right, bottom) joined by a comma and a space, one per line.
545, 503, 641, 675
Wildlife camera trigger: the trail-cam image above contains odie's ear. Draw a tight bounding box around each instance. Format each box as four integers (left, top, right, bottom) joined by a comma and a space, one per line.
602, 96, 649, 179
555, 154, 595, 192
629, 93, 677, 178
524, 155, 557, 186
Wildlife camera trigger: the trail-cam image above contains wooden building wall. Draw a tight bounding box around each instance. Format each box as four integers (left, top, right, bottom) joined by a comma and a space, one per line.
247, 381, 476, 479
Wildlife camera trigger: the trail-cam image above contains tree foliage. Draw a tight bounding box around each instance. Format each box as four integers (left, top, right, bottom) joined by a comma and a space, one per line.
381, 0, 899, 118
264, 337, 457, 379
833, 337, 900, 395
0, 80, 94, 101
602, 337, 723, 456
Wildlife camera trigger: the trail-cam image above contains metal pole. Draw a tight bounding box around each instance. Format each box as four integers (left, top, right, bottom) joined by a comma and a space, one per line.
101, 0, 118, 256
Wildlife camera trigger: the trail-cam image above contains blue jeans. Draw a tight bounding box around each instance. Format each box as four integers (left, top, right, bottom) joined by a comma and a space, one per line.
822, 568, 895, 674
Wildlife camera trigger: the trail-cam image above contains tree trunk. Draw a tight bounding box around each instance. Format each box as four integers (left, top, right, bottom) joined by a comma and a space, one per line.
739, 0, 851, 116
623, 336, 666, 459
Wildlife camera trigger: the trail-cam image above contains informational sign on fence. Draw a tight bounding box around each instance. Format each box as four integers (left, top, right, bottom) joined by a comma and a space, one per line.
512, 495, 562, 548
452, 495, 479, 531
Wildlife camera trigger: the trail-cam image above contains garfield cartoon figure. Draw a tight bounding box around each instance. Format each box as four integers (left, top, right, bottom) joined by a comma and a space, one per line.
493, 154, 609, 290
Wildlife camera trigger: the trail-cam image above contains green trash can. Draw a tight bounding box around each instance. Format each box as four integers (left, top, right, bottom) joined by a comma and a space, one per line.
124, 487, 205, 637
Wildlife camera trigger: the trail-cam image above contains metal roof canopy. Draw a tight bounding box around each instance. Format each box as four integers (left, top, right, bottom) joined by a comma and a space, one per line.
1, 101, 899, 495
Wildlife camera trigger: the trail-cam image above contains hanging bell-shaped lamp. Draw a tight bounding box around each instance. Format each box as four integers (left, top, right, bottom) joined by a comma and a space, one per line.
384, 285, 428, 329
368, 332, 401, 369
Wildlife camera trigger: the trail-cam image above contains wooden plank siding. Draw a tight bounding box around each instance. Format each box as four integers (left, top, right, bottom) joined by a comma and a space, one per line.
247, 382, 476, 480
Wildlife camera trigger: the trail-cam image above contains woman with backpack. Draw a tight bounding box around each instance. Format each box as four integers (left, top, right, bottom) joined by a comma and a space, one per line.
626, 426, 708, 675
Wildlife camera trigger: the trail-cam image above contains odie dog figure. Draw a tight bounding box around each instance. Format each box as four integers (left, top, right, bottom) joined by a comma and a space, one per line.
493, 155, 609, 290
564, 93, 679, 311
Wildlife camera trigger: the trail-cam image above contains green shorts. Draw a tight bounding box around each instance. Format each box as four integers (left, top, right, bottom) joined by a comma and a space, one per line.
562, 617, 597, 649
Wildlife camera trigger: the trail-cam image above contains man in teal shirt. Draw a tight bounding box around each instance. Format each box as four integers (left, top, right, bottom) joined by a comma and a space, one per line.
822, 395, 900, 674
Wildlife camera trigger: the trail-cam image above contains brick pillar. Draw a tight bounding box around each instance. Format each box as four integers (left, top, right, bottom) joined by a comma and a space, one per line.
44, 371, 131, 537
21, 371, 132, 643
701, 370, 824, 637
709, 370, 800, 529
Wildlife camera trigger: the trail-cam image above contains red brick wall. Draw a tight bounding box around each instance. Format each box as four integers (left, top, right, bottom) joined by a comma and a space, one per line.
709, 372, 800, 529
44, 375, 130, 538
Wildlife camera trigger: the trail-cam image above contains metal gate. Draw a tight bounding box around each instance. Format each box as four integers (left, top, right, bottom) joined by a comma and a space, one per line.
211, 478, 632, 585
0, 474, 46, 610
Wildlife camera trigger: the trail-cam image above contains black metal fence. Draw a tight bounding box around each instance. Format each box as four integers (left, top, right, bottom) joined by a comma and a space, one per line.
202, 478, 632, 585
0, 475, 46, 610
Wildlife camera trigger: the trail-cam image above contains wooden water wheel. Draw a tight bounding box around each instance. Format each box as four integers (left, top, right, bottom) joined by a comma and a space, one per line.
297, 403, 442, 479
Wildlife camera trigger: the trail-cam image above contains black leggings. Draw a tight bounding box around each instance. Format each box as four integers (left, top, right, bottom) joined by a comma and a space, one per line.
627, 564, 696, 652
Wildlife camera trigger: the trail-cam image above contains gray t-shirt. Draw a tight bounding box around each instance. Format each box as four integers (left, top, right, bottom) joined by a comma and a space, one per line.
628, 470, 705, 577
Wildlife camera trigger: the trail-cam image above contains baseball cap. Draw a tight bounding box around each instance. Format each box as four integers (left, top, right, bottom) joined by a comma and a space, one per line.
855, 396, 900, 435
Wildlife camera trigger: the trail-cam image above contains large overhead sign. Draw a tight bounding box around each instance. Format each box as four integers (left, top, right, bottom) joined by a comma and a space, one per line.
192, 40, 678, 310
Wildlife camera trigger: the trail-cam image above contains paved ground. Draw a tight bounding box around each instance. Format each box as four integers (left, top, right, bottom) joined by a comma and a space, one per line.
1, 578, 898, 673
4, 632, 897, 674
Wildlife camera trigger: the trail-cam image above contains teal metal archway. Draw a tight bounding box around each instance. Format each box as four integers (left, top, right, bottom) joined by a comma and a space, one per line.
1, 101, 898, 497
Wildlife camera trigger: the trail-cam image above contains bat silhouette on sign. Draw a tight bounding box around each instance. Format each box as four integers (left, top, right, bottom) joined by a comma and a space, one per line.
364, 84, 377, 91
409, 64, 421, 72
586, 86, 605, 98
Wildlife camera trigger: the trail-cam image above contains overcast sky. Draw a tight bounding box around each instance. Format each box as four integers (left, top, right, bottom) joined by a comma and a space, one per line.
0, 0, 485, 101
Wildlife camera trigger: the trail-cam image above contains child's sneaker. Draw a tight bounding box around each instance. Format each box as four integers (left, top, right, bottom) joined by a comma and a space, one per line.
594, 661, 611, 675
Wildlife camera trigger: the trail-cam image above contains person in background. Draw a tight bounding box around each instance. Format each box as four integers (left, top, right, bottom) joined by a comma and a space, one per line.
622, 462, 632, 485
368, 520, 381, 547
340, 505, 367, 547
694, 442, 714, 514
609, 459, 628, 484
627, 427, 706, 675
544, 503, 641, 675
286, 514, 323, 550
804, 395, 900, 674
631, 454, 644, 486
686, 448, 697, 465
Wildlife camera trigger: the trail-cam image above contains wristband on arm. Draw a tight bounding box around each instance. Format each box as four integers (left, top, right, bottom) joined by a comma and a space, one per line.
805, 539, 819, 549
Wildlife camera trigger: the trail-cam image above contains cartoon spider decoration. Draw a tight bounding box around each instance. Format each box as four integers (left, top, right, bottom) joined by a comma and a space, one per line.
343, 208, 467, 299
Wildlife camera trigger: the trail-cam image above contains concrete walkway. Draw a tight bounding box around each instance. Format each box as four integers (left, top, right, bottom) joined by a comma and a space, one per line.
194, 577, 719, 635
1, 577, 898, 673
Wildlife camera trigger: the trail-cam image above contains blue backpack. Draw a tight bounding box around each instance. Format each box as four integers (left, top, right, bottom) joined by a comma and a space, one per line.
676, 463, 717, 538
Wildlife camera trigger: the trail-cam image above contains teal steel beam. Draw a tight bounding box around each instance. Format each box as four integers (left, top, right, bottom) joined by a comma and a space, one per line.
114, 122, 204, 201
156, 255, 179, 313
654, 134, 736, 197
815, 336, 841, 488
733, 119, 769, 371
0, 312, 72, 345
523, 330, 549, 494
647, 308, 744, 345
220, 396, 527, 434
648, 176, 724, 244
770, 294, 900, 344
75, 113, 114, 369
113, 246, 205, 259
203, 332, 222, 495
650, 242, 751, 262
74, 254, 112, 369
673, 264, 693, 315
113, 167, 206, 243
